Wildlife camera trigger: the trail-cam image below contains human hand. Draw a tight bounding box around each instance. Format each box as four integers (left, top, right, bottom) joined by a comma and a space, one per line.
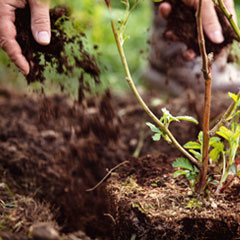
0, 0, 51, 75
159, 0, 236, 60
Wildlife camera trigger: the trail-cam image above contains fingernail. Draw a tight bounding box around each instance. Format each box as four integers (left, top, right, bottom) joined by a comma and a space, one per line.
37, 31, 50, 44
210, 30, 224, 44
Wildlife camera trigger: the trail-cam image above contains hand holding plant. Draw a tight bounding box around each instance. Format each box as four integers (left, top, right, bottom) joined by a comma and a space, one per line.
105, 0, 240, 195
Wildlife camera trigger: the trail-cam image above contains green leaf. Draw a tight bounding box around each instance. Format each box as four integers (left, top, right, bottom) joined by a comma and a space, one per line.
161, 108, 179, 124
209, 141, 224, 162
209, 148, 221, 162
229, 164, 237, 174
198, 131, 203, 144
173, 170, 188, 178
152, 133, 161, 141
176, 116, 199, 124
209, 137, 221, 146
228, 92, 238, 102
146, 122, 160, 133
152, 0, 163, 2
216, 126, 233, 141
189, 149, 202, 162
172, 158, 193, 171
184, 141, 201, 149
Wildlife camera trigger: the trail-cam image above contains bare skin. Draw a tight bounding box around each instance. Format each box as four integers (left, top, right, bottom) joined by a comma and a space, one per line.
0, 0, 51, 75
159, 0, 237, 60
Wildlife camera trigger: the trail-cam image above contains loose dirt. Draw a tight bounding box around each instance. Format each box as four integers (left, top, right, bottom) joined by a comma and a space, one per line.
158, 0, 237, 57
15, 5, 100, 102
106, 154, 240, 240
1, 3, 239, 240
0, 88, 235, 239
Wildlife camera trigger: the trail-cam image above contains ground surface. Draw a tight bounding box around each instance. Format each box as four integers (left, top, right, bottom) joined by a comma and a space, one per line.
0, 87, 238, 239
1, 2, 239, 239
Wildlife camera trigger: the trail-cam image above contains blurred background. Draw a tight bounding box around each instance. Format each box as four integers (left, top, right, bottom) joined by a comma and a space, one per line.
0, 0, 239, 96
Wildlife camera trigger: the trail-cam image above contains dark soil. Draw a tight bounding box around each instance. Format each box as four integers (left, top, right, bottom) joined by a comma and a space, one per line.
15, 5, 100, 101
0, 87, 235, 239
157, 0, 237, 57
0, 88, 121, 239
0, 3, 238, 240
106, 155, 240, 240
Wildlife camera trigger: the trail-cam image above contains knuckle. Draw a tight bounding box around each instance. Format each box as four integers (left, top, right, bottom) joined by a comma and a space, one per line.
0, 37, 8, 51
204, 19, 219, 32
0, 38, 20, 60
31, 15, 50, 27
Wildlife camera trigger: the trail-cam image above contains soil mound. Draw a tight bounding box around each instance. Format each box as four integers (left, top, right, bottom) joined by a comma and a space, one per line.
158, 0, 237, 57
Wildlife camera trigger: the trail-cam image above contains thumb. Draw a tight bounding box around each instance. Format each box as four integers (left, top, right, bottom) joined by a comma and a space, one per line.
29, 0, 51, 45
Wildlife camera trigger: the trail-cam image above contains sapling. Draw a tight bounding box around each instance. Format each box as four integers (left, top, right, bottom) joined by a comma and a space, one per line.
104, 0, 240, 194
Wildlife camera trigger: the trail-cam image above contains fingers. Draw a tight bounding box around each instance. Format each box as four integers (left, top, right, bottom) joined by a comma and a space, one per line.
160, 0, 225, 44
29, 0, 51, 45
158, 2, 172, 19
0, 1, 30, 75
223, 0, 237, 23
201, 0, 224, 44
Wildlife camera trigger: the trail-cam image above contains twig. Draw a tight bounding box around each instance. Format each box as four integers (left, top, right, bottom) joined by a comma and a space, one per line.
216, 0, 240, 40
104, 1, 200, 169
210, 91, 240, 136
86, 161, 129, 192
196, 0, 212, 192
103, 213, 116, 224
219, 175, 235, 193
133, 119, 147, 158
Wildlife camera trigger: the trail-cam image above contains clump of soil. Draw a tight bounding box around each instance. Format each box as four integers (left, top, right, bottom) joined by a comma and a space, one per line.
158, 0, 237, 56
106, 155, 240, 240
0, 87, 234, 239
15, 5, 100, 100
0, 88, 122, 238
0, 183, 58, 235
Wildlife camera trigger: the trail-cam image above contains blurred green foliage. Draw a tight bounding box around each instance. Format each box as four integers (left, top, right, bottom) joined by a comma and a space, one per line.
51, 0, 151, 92
0, 0, 151, 94
0, 1, 240, 94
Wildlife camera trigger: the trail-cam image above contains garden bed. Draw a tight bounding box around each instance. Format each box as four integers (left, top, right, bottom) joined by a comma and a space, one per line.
0, 87, 238, 239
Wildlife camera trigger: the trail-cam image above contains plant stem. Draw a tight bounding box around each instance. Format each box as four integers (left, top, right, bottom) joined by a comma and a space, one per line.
216, 152, 226, 193
105, 1, 200, 168
216, 0, 240, 40
196, 0, 212, 192
210, 91, 240, 136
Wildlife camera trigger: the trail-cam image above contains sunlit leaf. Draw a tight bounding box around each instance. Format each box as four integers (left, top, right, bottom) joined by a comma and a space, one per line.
146, 122, 160, 133
209, 137, 221, 146
229, 164, 237, 174
173, 170, 188, 178
176, 116, 199, 124
216, 126, 233, 141
161, 108, 179, 123
152, 133, 161, 141
209, 147, 222, 162
228, 92, 238, 102
189, 149, 202, 162
184, 141, 201, 149
172, 158, 193, 171
198, 131, 203, 144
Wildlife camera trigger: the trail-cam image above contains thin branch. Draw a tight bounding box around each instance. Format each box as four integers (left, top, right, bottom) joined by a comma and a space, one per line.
86, 161, 129, 192
210, 91, 240, 136
105, 1, 200, 168
196, 0, 212, 192
216, 0, 240, 40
